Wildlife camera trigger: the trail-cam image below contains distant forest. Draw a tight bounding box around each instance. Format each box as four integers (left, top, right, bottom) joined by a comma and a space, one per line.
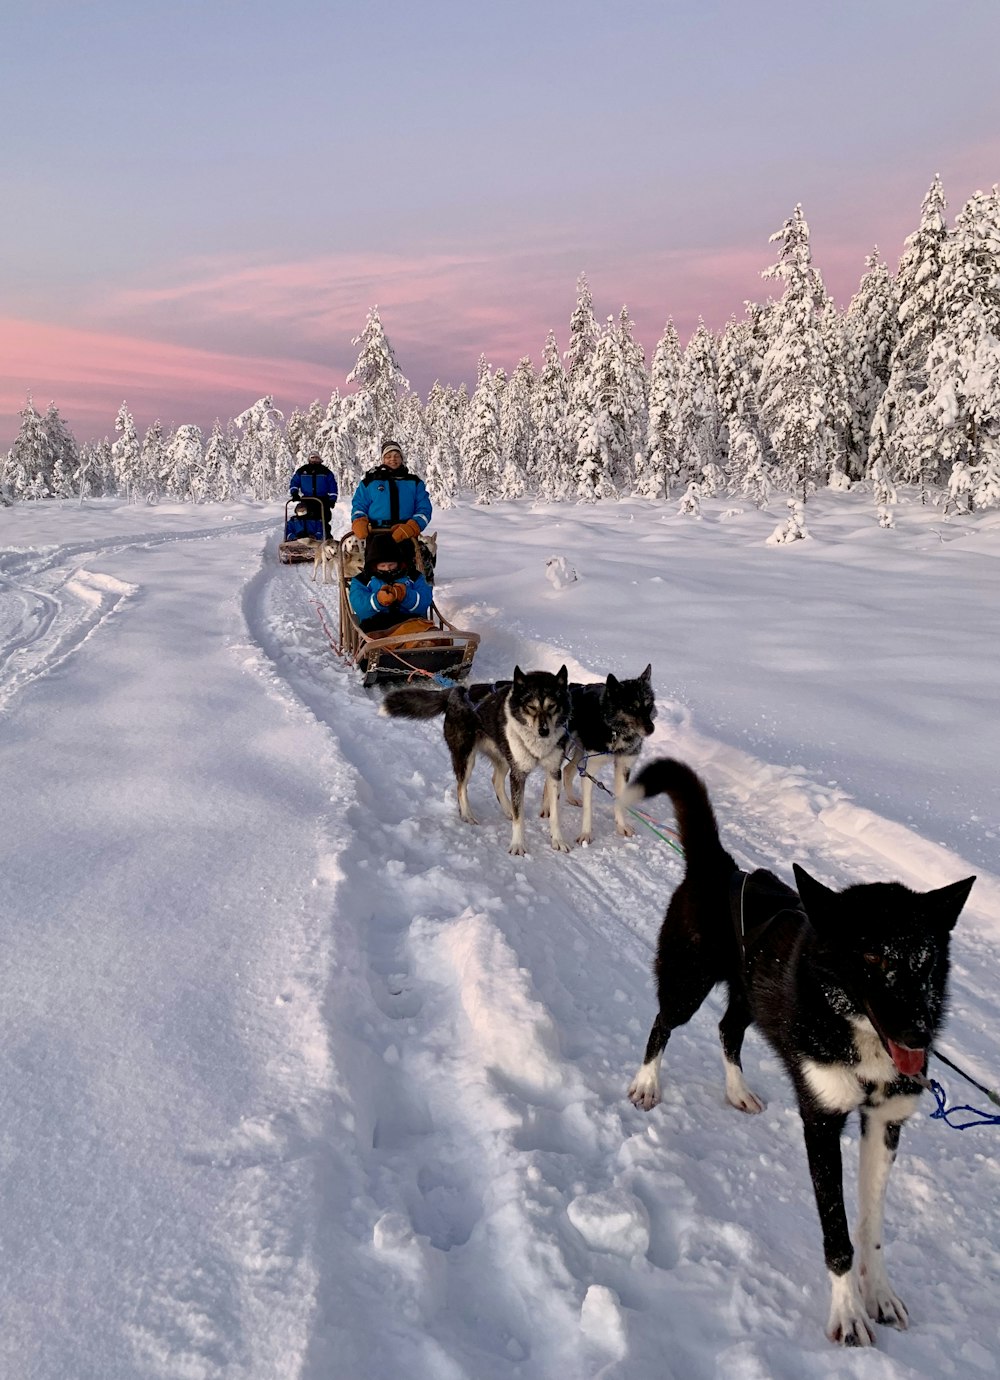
3, 177, 998, 524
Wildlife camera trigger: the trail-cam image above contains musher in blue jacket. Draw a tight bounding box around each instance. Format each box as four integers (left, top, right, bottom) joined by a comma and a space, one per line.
351, 440, 432, 550
348, 532, 432, 634
290, 453, 338, 537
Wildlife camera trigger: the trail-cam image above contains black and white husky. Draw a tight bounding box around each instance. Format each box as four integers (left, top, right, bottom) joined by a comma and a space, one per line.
624, 758, 975, 1348
381, 666, 572, 855
561, 664, 655, 844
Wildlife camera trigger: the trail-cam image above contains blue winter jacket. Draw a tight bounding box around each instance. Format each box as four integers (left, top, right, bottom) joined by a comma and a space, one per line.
284, 511, 325, 541
290, 460, 338, 503
351, 464, 432, 532
349, 571, 433, 624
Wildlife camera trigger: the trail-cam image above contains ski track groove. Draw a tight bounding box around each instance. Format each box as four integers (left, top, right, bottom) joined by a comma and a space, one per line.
0, 519, 272, 712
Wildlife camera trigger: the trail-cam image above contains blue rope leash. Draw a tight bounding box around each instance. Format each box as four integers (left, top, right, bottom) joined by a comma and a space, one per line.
927, 1079, 1000, 1130
925, 1049, 1000, 1129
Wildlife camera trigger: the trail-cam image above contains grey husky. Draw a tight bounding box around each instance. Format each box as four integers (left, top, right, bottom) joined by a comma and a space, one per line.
381, 666, 572, 855
624, 757, 975, 1348
561, 664, 656, 843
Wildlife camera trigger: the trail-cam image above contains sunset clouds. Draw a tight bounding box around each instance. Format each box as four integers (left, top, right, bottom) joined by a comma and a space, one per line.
3, 0, 999, 447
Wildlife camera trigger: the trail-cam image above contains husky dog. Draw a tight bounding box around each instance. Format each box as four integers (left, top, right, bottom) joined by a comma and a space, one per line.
311, 536, 341, 585
561, 664, 655, 844
624, 758, 974, 1348
381, 667, 571, 855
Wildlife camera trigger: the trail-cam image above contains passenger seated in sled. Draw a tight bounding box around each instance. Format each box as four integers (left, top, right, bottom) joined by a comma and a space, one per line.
290, 452, 338, 537
348, 532, 432, 637
284, 499, 326, 542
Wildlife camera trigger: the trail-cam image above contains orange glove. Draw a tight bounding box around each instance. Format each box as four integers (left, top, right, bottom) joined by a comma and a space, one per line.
352, 517, 370, 540
376, 585, 399, 607
391, 583, 408, 602
392, 519, 421, 542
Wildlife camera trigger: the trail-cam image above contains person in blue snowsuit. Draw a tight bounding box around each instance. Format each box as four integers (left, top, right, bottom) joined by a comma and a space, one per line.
289, 452, 338, 538
348, 532, 432, 635
350, 440, 432, 553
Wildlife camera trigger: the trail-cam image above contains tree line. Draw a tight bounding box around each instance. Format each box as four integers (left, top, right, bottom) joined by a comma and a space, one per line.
3, 177, 997, 521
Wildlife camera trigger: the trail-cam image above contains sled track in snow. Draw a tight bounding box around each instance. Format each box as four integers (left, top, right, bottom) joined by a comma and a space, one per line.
0, 519, 272, 712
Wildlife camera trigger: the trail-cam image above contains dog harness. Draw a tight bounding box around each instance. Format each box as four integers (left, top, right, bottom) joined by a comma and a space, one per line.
730, 867, 808, 965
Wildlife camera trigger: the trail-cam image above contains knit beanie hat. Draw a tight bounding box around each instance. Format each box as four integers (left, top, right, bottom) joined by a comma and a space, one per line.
366, 532, 404, 569
380, 439, 405, 461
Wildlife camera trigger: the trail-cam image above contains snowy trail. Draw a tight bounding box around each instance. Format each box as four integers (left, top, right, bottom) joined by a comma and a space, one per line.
2, 498, 998, 1379
244, 530, 1000, 1380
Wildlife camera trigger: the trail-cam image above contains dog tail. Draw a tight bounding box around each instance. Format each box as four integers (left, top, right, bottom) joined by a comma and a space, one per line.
622, 758, 731, 869
380, 686, 452, 720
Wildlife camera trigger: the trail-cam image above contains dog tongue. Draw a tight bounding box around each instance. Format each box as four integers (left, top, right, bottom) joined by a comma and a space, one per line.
888, 1040, 925, 1076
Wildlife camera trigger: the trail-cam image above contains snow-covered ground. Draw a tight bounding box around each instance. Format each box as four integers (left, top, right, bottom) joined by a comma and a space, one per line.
1, 492, 998, 1380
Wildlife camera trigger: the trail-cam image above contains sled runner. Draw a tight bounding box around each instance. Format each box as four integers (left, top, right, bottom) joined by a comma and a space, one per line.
335, 529, 479, 688
279, 496, 327, 564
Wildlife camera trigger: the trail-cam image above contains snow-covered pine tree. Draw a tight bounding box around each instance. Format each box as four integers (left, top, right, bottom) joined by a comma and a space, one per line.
346, 305, 410, 443
573, 323, 625, 502
497, 356, 535, 499
530, 330, 571, 501
139, 421, 166, 502
233, 397, 287, 500
162, 424, 204, 500
423, 381, 460, 508
111, 402, 142, 501
641, 319, 682, 499
614, 306, 649, 492
7, 397, 56, 499
314, 389, 360, 494
43, 402, 79, 499
924, 185, 1000, 508
677, 322, 724, 492
461, 356, 502, 503
564, 273, 601, 497
757, 206, 830, 503
870, 175, 949, 495
717, 312, 770, 505
844, 249, 898, 478
200, 420, 237, 501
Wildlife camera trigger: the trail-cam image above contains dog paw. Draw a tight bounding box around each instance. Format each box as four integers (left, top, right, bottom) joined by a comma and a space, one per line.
551, 838, 571, 853
724, 1064, 765, 1114
539, 805, 549, 818
616, 822, 636, 838
564, 791, 582, 808
827, 1275, 877, 1347
508, 843, 527, 856
627, 1068, 660, 1111
860, 1270, 908, 1331
576, 832, 592, 846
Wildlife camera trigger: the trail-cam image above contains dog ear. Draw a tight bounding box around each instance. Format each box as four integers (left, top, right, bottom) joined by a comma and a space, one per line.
641, 663, 652, 681
606, 672, 621, 692
792, 864, 838, 928
556, 665, 567, 685
513, 665, 525, 684
922, 875, 976, 932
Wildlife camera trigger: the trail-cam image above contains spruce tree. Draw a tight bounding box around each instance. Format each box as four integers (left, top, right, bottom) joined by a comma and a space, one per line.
871, 175, 949, 494
530, 330, 571, 501
641, 320, 682, 499
757, 206, 830, 502
346, 305, 410, 443
461, 356, 501, 502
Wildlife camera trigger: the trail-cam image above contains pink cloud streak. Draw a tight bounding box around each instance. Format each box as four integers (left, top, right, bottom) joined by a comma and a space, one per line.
0, 317, 335, 445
